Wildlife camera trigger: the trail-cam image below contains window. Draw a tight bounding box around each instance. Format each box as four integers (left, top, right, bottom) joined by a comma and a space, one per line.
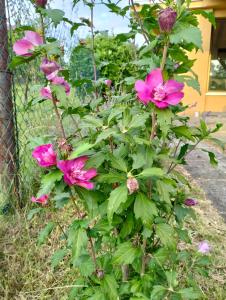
209, 19, 226, 91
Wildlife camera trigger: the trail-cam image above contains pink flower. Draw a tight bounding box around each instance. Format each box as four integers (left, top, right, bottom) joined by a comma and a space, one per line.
57, 156, 97, 189
135, 68, 184, 109
40, 59, 60, 79
13, 31, 43, 56
51, 76, 71, 96
35, 0, 47, 7
32, 144, 57, 167
184, 198, 198, 206
127, 177, 139, 194
105, 79, 112, 88
31, 194, 49, 205
158, 7, 177, 33
198, 241, 211, 254
40, 86, 53, 100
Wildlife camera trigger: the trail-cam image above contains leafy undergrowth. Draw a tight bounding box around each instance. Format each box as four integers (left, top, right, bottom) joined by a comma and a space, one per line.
0, 185, 225, 300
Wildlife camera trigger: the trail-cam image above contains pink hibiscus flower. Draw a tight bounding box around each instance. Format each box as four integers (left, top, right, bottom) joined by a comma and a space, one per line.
105, 79, 112, 88
31, 194, 49, 205
13, 31, 43, 56
32, 144, 57, 167
40, 58, 60, 80
57, 156, 97, 189
135, 68, 184, 109
51, 76, 71, 96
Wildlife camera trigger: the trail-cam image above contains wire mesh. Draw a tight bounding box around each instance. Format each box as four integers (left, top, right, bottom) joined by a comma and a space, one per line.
0, 0, 78, 209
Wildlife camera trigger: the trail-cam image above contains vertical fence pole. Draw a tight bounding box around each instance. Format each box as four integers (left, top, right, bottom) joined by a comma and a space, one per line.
0, 0, 19, 204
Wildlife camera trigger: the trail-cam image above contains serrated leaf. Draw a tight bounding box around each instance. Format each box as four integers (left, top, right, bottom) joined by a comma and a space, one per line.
172, 126, 195, 141
156, 223, 176, 248
120, 212, 134, 238
128, 113, 149, 129
170, 24, 202, 49
74, 254, 95, 277
108, 153, 127, 173
102, 274, 119, 300
27, 208, 42, 220
71, 228, 88, 265
96, 128, 116, 144
38, 222, 55, 245
134, 193, 158, 225
107, 185, 128, 222
76, 188, 102, 218
156, 109, 173, 137
113, 241, 141, 265
137, 168, 165, 179
156, 180, 171, 204
96, 172, 126, 184
131, 152, 146, 170
177, 288, 201, 299
37, 170, 63, 198
45, 9, 65, 26
150, 285, 167, 300
51, 248, 68, 269
69, 143, 95, 159
82, 115, 103, 128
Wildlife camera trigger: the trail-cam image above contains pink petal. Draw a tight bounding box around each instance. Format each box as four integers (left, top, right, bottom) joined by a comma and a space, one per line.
24, 31, 43, 46
72, 156, 89, 169
135, 80, 152, 104
145, 68, 163, 91
165, 92, 184, 105
13, 39, 34, 56
76, 181, 94, 190
151, 99, 169, 109
164, 79, 184, 94
40, 87, 52, 100
46, 70, 59, 81
57, 160, 69, 174
84, 168, 97, 180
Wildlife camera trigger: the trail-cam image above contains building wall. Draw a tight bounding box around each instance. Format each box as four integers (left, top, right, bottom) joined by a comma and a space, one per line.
184, 0, 226, 114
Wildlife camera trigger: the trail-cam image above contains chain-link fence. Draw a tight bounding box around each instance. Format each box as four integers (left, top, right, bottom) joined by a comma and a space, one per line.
0, 0, 78, 210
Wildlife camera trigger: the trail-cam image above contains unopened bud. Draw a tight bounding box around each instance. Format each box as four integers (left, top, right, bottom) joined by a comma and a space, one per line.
127, 177, 139, 195
158, 7, 177, 33
35, 0, 47, 8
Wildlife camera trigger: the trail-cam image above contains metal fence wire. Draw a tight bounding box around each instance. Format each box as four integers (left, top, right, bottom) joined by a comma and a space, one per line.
0, 0, 77, 209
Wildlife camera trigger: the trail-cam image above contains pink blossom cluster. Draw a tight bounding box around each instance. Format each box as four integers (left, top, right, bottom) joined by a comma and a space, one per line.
31, 144, 97, 204
13, 31, 70, 102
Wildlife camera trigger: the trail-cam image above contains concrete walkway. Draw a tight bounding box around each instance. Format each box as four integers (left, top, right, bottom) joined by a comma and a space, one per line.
185, 142, 226, 221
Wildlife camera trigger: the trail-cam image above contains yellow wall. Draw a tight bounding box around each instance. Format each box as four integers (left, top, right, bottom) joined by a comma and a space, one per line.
184, 0, 226, 114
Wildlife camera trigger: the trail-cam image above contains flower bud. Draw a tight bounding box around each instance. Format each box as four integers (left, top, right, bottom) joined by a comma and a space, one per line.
127, 177, 139, 195
158, 7, 177, 33
35, 0, 47, 7
105, 79, 112, 88
184, 198, 198, 206
40, 58, 60, 78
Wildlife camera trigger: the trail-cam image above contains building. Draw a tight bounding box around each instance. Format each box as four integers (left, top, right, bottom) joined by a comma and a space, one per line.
136, 0, 226, 114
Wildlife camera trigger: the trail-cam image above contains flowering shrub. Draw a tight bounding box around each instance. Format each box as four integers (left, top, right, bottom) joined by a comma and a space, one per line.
12, 0, 221, 299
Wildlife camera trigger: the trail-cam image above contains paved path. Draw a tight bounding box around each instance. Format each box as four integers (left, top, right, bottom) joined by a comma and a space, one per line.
184, 143, 226, 221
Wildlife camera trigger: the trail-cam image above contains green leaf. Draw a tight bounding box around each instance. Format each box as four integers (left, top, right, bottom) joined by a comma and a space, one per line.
107, 185, 128, 222
69, 143, 95, 159
137, 168, 165, 179
165, 270, 178, 288
51, 85, 67, 102
156, 223, 176, 248
174, 205, 191, 223
27, 208, 42, 220
82, 115, 103, 128
87, 291, 106, 300
45, 9, 65, 26
95, 128, 116, 144
134, 193, 158, 225
120, 212, 134, 238
156, 180, 171, 204
37, 170, 63, 198
71, 22, 85, 36
151, 285, 167, 300
85, 152, 106, 168
172, 126, 195, 141
192, 10, 216, 28
202, 149, 218, 166
53, 192, 70, 209
76, 188, 102, 218
113, 241, 141, 265
71, 228, 88, 265
73, 254, 95, 277
156, 109, 173, 137
170, 24, 202, 49
108, 153, 127, 173
128, 113, 149, 129
38, 222, 55, 245
131, 152, 146, 170
177, 288, 201, 299
97, 172, 126, 184
175, 75, 201, 94
51, 248, 68, 269
102, 274, 119, 300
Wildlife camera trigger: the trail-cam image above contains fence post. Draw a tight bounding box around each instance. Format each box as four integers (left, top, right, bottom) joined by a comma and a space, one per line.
0, 0, 19, 204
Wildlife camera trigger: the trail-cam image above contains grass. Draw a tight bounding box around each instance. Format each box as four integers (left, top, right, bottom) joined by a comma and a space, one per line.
0, 175, 226, 300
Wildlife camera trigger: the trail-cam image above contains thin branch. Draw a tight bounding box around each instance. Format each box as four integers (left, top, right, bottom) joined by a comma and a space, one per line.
52, 97, 67, 140
90, 1, 98, 99
130, 0, 150, 44
141, 239, 147, 276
